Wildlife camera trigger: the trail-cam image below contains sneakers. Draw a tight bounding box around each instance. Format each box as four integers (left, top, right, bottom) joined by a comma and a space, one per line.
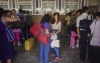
75, 44, 79, 48
54, 57, 60, 61
50, 54, 55, 57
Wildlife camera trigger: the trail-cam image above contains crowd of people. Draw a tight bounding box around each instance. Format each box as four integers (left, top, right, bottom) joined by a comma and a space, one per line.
0, 5, 100, 63
0, 8, 32, 63
65, 6, 100, 63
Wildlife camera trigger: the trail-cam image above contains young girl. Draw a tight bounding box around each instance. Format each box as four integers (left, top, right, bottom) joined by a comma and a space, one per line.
50, 12, 61, 61
11, 9, 22, 46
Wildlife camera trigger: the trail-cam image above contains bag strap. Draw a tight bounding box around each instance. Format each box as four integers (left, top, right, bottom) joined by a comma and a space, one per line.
2, 17, 9, 28
34, 24, 50, 38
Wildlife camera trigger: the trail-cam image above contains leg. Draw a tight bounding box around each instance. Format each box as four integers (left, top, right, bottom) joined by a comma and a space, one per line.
52, 48, 55, 55
13, 32, 17, 46
39, 42, 44, 63
7, 59, 11, 63
71, 38, 75, 48
90, 46, 100, 63
70, 37, 72, 47
16, 32, 21, 46
80, 31, 87, 61
0, 60, 2, 63
44, 42, 51, 63
54, 47, 60, 58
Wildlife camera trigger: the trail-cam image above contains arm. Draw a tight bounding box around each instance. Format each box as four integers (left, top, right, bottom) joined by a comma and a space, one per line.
46, 29, 50, 34
76, 17, 80, 38
77, 27, 80, 38
4, 17, 18, 22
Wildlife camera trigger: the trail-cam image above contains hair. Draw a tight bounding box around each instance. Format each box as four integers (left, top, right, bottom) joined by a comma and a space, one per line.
82, 6, 88, 13
0, 7, 4, 17
50, 12, 60, 24
4, 10, 11, 16
76, 9, 82, 14
95, 12, 100, 17
12, 9, 15, 11
19, 9, 23, 13
40, 14, 51, 23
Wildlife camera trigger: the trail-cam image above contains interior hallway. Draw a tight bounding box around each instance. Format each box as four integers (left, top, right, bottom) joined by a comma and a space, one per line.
12, 35, 89, 63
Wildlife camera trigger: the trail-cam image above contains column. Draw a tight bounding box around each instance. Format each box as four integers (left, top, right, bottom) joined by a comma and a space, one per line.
55, 0, 65, 15
78, 0, 83, 9
84, 0, 88, 6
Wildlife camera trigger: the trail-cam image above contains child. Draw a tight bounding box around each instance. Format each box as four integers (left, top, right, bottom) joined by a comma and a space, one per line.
70, 31, 77, 48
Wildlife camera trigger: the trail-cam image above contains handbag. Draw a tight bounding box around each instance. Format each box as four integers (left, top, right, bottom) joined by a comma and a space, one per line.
2, 17, 15, 42
79, 16, 93, 29
29, 22, 50, 44
12, 21, 25, 29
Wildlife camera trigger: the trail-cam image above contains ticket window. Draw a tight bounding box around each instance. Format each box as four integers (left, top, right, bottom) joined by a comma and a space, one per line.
42, 1, 55, 15
19, 1, 32, 14
66, 2, 78, 13
0, 1, 8, 10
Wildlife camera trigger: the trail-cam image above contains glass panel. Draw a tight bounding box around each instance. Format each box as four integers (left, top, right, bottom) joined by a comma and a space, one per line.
0, 5, 8, 9
43, 2, 54, 14
20, 5, 31, 9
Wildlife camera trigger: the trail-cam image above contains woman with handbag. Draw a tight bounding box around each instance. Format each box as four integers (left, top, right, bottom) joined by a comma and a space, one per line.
0, 8, 18, 63
50, 12, 61, 61
39, 14, 52, 63
89, 12, 100, 63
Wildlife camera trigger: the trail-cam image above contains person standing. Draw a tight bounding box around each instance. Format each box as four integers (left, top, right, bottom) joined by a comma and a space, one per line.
0, 8, 18, 63
76, 6, 90, 61
11, 9, 22, 46
89, 12, 100, 63
39, 14, 52, 63
50, 12, 61, 61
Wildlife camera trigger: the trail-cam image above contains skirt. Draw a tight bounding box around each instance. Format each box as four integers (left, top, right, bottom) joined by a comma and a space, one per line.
0, 32, 14, 60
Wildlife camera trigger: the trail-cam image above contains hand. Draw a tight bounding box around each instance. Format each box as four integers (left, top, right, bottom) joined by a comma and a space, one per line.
78, 35, 81, 38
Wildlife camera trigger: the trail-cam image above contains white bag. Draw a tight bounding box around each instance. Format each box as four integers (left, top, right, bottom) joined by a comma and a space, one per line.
50, 34, 57, 40
51, 40, 60, 48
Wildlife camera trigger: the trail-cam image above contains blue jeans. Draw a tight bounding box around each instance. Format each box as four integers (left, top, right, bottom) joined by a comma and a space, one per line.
51, 29, 60, 58
39, 41, 51, 63
52, 47, 60, 58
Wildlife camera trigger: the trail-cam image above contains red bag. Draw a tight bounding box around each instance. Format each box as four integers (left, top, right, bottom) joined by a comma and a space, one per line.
29, 22, 50, 44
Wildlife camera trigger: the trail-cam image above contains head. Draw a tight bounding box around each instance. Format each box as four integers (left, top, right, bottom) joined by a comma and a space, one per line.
95, 12, 100, 20
82, 6, 88, 13
76, 9, 82, 15
0, 7, 4, 17
11, 9, 16, 15
41, 14, 51, 23
51, 12, 60, 24
4, 10, 12, 17
19, 9, 23, 13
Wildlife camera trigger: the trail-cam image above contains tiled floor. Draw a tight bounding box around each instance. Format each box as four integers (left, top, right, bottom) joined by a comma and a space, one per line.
12, 36, 89, 63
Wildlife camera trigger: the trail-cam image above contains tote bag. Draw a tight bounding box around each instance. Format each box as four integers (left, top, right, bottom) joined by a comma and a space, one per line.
2, 17, 15, 42
29, 22, 50, 44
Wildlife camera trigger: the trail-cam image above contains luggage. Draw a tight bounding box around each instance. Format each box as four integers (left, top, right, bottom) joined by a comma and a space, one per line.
24, 38, 34, 51
29, 22, 50, 44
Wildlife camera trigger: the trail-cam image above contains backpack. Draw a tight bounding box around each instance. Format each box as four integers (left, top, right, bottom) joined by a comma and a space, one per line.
29, 22, 50, 44
79, 16, 93, 29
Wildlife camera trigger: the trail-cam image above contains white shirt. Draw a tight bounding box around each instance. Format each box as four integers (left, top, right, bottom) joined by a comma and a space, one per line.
76, 13, 91, 27
51, 21, 61, 30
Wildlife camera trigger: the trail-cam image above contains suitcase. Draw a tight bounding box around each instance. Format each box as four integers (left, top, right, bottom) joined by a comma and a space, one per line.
24, 38, 34, 51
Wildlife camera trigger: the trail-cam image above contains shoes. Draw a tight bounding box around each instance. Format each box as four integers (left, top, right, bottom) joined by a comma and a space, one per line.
50, 54, 55, 57
70, 46, 75, 49
18, 43, 22, 46
75, 44, 79, 48
54, 57, 60, 61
